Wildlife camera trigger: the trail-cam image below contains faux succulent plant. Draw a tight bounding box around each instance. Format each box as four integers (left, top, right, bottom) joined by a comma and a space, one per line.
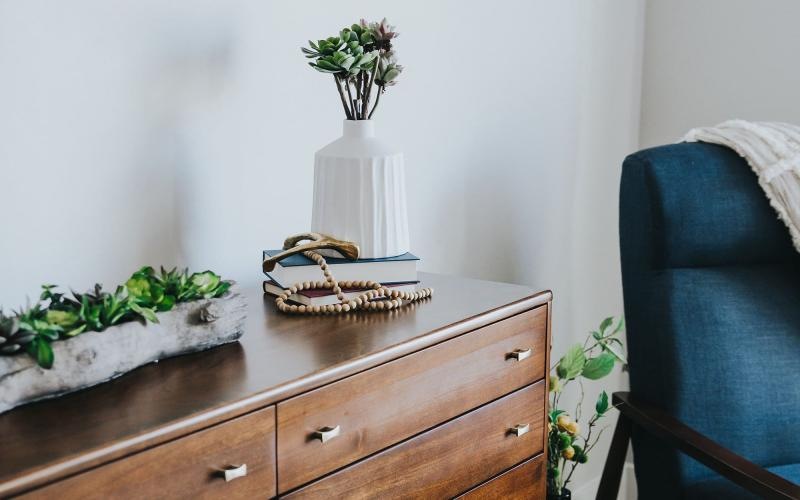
302, 18, 403, 120
0, 267, 232, 369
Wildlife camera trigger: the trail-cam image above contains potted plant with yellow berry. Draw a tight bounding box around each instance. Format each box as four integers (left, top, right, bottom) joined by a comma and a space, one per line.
547, 317, 627, 499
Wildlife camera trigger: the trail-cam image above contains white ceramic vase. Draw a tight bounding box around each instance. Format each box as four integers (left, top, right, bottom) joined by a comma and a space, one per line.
311, 120, 410, 259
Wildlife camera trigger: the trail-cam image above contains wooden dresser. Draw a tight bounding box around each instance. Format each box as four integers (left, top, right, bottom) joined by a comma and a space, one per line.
0, 273, 552, 499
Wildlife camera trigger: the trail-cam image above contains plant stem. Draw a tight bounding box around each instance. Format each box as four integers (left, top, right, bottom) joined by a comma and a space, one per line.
334, 76, 353, 120
363, 61, 379, 119
355, 71, 362, 120
368, 86, 383, 119
345, 78, 356, 119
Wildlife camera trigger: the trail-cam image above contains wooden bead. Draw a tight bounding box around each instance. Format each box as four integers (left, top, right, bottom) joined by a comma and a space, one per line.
272, 250, 434, 316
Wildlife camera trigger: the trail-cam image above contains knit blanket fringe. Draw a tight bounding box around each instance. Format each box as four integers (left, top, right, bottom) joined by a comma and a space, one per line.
684, 119, 800, 254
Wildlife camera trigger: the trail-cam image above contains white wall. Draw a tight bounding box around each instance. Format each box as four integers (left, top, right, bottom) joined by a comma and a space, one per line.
640, 0, 800, 147
0, 0, 643, 493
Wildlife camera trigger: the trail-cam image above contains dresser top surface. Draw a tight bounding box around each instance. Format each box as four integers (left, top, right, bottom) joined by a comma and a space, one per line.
0, 272, 550, 494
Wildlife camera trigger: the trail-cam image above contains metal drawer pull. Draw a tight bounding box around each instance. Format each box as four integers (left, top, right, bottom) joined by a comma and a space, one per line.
222, 464, 247, 482
312, 425, 341, 443
508, 348, 532, 361
510, 423, 530, 437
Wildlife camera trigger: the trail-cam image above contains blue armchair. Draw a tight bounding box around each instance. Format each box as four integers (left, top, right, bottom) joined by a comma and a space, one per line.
598, 143, 800, 499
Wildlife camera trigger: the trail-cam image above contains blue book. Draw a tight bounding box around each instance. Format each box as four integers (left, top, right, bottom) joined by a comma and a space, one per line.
262, 250, 419, 289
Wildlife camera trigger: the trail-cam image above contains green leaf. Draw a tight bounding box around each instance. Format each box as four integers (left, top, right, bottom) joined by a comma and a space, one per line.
191, 271, 221, 295
340, 56, 356, 71
600, 341, 627, 364
126, 277, 150, 299
156, 295, 175, 312
28, 338, 54, 369
598, 316, 613, 335
316, 59, 340, 72
64, 324, 87, 337
129, 302, 159, 324
549, 409, 566, 423
582, 352, 616, 380
45, 309, 78, 327
595, 390, 609, 415
212, 281, 231, 298
556, 344, 586, 380
612, 317, 625, 335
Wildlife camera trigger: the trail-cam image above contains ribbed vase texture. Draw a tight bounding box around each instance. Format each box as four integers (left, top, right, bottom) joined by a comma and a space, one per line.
311, 121, 410, 259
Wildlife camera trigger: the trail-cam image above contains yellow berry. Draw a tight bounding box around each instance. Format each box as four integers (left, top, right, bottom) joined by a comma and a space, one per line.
562, 446, 575, 460
556, 415, 571, 432
566, 421, 580, 436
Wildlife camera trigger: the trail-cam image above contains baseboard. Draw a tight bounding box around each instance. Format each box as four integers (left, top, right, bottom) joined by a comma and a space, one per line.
572, 462, 636, 500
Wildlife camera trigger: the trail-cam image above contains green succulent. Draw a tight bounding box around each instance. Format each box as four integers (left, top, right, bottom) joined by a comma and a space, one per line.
301, 18, 402, 120
1, 267, 232, 369
0, 312, 35, 355
376, 57, 403, 87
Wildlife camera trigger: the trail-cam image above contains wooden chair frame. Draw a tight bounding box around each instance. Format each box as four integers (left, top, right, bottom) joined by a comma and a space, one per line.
596, 392, 800, 500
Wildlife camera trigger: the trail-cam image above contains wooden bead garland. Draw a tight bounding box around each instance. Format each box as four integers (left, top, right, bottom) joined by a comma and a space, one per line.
275, 250, 433, 315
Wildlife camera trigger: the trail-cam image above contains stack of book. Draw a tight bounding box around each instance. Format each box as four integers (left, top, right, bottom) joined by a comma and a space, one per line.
262, 250, 419, 307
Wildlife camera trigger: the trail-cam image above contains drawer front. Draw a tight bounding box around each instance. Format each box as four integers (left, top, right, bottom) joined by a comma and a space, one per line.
22, 406, 277, 500
284, 381, 545, 499
458, 454, 545, 499
277, 306, 546, 492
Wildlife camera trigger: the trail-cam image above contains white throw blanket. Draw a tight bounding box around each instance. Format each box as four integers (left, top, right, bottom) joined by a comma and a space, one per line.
684, 119, 800, 254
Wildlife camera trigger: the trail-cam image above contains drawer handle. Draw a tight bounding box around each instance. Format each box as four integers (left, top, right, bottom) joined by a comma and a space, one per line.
507, 348, 532, 361
222, 464, 247, 482
312, 425, 341, 443
510, 423, 530, 437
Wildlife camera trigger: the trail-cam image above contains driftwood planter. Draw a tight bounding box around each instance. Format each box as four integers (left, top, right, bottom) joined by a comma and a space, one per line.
0, 291, 247, 414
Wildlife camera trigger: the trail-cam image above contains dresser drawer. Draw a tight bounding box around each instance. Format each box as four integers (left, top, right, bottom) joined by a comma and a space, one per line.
277, 306, 546, 492
21, 406, 277, 500
457, 454, 545, 499
284, 381, 545, 499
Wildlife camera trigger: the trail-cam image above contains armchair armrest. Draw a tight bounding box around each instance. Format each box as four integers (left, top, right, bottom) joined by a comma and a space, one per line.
597, 392, 800, 500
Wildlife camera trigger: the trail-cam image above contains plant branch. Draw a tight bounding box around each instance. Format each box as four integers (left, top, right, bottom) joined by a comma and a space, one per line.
363, 60, 379, 119
345, 78, 356, 119
355, 71, 364, 120
334, 76, 353, 120
368, 86, 383, 119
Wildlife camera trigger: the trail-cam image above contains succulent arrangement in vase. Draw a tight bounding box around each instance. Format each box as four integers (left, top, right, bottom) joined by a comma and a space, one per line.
302, 18, 402, 120
0, 267, 231, 369
547, 317, 627, 499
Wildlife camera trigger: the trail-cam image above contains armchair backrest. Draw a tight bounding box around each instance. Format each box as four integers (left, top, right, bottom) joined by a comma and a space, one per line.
619, 143, 800, 498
